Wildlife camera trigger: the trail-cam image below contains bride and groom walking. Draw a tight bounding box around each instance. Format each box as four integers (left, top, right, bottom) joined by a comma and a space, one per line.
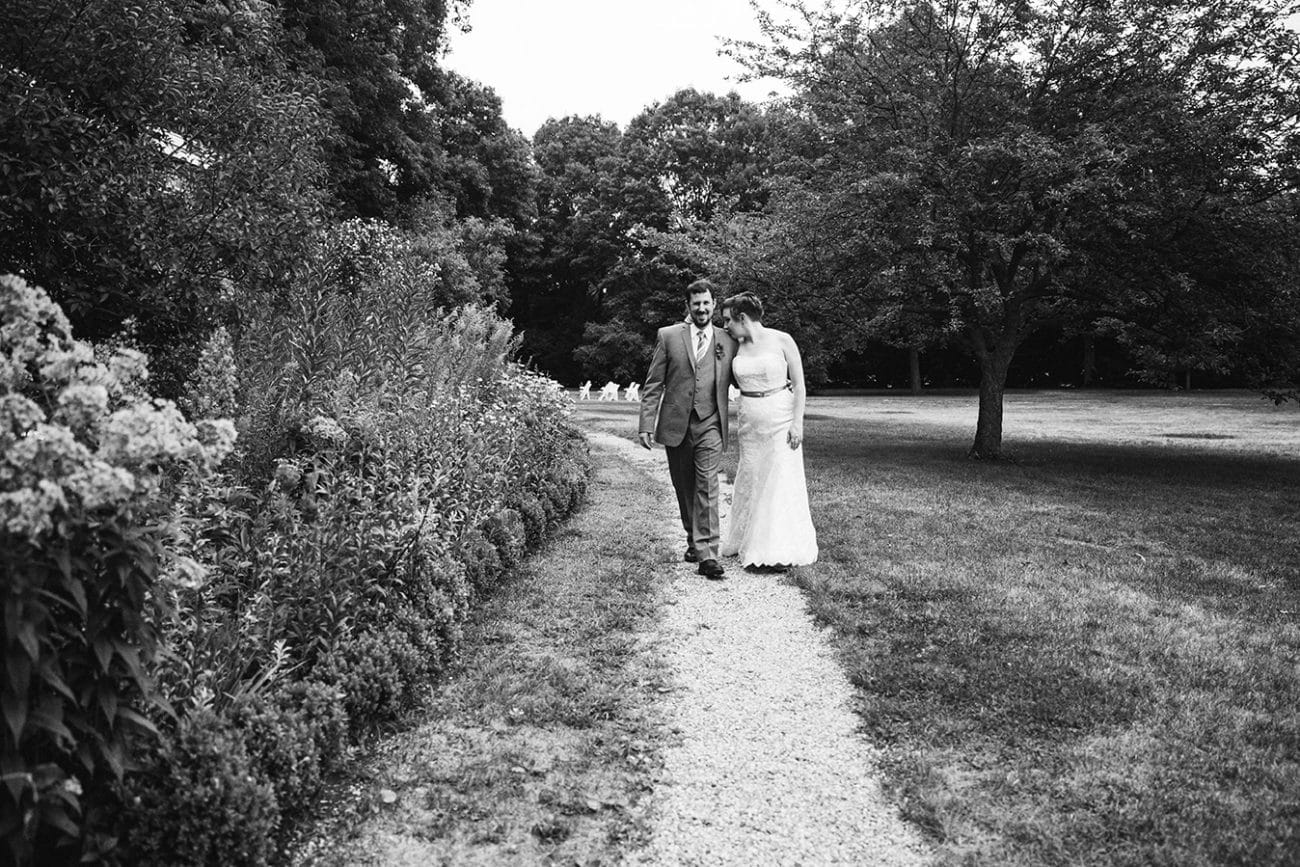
637, 279, 818, 579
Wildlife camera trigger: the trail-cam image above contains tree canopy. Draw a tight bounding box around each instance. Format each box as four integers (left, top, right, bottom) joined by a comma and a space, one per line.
508, 89, 782, 383
718, 0, 1300, 455
2, 0, 533, 395
1, 0, 329, 389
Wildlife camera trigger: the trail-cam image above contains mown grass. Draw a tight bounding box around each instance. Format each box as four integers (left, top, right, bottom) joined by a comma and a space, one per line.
576, 390, 1299, 863
295, 443, 671, 865
790, 394, 1300, 865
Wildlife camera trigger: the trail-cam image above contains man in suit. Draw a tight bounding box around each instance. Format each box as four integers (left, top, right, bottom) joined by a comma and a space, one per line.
638, 279, 738, 579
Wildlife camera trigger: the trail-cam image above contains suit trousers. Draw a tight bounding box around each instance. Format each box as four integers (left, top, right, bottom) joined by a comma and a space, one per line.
665, 409, 723, 561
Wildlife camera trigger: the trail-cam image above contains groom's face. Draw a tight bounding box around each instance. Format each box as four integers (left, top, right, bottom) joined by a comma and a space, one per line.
687, 291, 714, 328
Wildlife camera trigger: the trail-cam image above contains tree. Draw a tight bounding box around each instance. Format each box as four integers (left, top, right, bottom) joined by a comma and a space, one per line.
1, 0, 330, 394
566, 89, 781, 382
271, 0, 459, 222
510, 115, 625, 381
737, 0, 1300, 457
427, 70, 537, 229
621, 88, 776, 226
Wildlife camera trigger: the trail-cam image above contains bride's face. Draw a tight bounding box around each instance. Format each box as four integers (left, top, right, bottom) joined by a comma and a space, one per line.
722, 309, 751, 341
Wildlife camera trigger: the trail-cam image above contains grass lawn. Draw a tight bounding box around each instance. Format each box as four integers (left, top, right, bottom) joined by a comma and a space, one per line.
575, 389, 1300, 865
295, 441, 670, 864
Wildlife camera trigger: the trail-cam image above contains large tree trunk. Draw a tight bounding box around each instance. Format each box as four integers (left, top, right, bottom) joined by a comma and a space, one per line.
908, 346, 922, 394
1082, 334, 1096, 388
968, 330, 1018, 459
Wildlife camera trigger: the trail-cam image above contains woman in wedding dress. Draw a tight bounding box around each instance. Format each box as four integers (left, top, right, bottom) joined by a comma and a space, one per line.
718, 292, 818, 569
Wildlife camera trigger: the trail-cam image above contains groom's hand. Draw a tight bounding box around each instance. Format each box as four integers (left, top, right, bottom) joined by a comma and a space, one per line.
638, 432, 654, 449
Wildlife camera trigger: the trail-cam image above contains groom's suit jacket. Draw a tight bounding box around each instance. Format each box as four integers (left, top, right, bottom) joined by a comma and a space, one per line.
639, 322, 738, 449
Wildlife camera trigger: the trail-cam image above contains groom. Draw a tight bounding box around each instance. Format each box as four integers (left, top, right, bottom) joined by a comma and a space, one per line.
638, 279, 738, 579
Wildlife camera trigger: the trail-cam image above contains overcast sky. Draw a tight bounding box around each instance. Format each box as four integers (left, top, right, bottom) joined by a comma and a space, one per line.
442, 0, 791, 137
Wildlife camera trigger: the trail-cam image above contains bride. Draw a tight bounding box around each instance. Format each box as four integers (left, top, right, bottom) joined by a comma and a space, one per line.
718, 292, 818, 569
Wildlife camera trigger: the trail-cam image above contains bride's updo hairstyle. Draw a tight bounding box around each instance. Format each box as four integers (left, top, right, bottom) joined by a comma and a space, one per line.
720, 292, 763, 322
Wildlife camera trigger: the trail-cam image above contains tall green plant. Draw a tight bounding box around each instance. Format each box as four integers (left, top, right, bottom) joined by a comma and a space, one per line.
0, 275, 234, 863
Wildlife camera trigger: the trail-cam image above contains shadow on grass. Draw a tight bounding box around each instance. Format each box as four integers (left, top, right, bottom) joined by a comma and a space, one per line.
794, 420, 1300, 864
808, 431, 1300, 488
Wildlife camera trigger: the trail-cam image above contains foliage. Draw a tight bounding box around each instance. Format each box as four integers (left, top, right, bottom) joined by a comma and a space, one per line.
304, 418, 658, 864
646, 198, 849, 384
179, 327, 238, 421
621, 89, 775, 227
1, 267, 588, 863
120, 709, 278, 867
267, 0, 539, 230
428, 70, 539, 230
0, 0, 576, 861
0, 0, 329, 395
233, 215, 517, 474
122, 244, 582, 863
1, 0, 533, 397
129, 369, 583, 862
588, 90, 782, 378
511, 115, 626, 381
512, 90, 782, 384
573, 321, 661, 385
0, 275, 234, 864
726, 0, 1300, 455
269, 0, 451, 221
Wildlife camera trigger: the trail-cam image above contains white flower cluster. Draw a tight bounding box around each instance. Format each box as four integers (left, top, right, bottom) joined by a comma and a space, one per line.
0, 275, 237, 543
303, 414, 349, 446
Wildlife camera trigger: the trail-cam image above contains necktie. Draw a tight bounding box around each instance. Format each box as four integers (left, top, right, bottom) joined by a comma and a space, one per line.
695, 329, 707, 364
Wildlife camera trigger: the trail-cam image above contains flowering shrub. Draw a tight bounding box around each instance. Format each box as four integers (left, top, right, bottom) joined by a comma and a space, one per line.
0, 275, 234, 864
1, 218, 587, 865
114, 230, 586, 864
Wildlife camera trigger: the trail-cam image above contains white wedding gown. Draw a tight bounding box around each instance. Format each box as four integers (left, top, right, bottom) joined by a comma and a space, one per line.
721, 349, 818, 567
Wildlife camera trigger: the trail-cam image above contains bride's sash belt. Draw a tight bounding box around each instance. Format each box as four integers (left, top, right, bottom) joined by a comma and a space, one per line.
740, 381, 793, 398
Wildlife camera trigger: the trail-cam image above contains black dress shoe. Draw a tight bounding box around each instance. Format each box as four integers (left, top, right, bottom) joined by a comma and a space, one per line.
683, 547, 699, 563
698, 559, 725, 579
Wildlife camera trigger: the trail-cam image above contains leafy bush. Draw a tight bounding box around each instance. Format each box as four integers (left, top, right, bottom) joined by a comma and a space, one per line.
485, 507, 528, 572
512, 491, 548, 550
119, 709, 277, 867
3, 247, 588, 864
0, 275, 234, 863
225, 693, 325, 829
139, 229, 580, 861
457, 528, 503, 591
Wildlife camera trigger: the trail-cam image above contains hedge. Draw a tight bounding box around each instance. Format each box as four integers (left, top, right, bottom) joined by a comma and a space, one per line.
1, 232, 590, 865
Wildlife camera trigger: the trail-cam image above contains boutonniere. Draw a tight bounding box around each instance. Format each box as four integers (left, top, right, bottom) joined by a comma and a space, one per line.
714, 342, 724, 360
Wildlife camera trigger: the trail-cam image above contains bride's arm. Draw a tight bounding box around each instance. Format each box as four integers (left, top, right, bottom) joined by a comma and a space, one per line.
783, 332, 807, 450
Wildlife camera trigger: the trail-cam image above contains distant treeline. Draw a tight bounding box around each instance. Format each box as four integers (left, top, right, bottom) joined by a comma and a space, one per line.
505, 1, 1300, 456
827, 332, 1212, 393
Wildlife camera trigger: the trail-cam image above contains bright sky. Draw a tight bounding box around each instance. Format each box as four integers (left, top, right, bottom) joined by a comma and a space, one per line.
443, 0, 791, 137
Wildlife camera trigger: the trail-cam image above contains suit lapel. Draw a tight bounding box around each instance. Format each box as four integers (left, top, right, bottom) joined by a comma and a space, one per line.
680, 323, 696, 371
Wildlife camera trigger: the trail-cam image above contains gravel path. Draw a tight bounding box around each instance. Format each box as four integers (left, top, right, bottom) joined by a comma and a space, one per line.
588, 432, 932, 866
